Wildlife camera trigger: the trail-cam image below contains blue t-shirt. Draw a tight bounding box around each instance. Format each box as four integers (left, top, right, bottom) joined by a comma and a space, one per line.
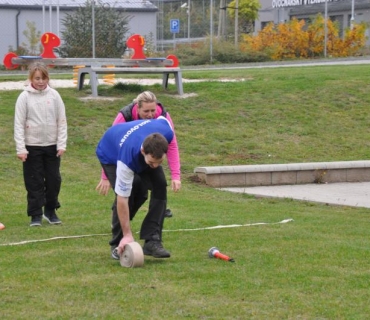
96, 117, 174, 173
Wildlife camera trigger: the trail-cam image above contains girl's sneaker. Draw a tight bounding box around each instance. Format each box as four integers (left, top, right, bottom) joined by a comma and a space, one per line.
30, 215, 42, 227
43, 210, 62, 225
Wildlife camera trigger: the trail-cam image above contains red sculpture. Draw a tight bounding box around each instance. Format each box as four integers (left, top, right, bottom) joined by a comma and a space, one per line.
3, 32, 61, 69
126, 34, 179, 67
126, 34, 147, 60
40, 32, 61, 58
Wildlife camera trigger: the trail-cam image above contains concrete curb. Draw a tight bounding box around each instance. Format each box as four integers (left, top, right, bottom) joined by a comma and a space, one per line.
194, 160, 370, 188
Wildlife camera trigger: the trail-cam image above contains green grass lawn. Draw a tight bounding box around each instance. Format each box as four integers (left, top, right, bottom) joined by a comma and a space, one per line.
1, 63, 370, 319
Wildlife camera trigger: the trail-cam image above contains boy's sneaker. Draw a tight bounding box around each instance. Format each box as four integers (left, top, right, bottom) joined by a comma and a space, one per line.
111, 247, 120, 260
143, 240, 171, 258
30, 215, 42, 227
43, 210, 62, 225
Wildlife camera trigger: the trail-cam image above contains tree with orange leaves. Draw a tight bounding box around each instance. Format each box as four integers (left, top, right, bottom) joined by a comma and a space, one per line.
241, 14, 367, 60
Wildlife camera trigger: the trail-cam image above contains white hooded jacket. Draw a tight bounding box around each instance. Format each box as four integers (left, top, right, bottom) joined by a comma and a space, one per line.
14, 84, 67, 155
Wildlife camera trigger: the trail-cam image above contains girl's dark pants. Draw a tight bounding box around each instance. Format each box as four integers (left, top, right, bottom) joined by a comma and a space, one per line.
23, 145, 61, 217
101, 164, 167, 248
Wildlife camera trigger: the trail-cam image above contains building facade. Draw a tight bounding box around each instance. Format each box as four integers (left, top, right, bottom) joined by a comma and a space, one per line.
255, 0, 370, 44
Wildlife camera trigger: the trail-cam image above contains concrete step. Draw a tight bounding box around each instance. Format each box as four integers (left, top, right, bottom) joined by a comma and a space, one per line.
194, 160, 370, 188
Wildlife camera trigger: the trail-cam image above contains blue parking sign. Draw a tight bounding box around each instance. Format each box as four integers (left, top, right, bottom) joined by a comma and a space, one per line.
170, 19, 180, 34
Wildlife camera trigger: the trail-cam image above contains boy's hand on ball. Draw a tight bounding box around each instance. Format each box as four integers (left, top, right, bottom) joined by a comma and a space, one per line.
117, 235, 134, 255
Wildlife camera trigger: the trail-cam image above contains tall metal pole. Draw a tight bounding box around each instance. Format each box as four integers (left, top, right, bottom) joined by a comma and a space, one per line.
187, 0, 190, 39
218, 0, 225, 38
92, 0, 96, 58
49, 0, 52, 31
324, 0, 327, 58
57, 0, 60, 36
42, 0, 45, 34
161, 0, 164, 51
234, 0, 239, 48
351, 0, 355, 29
210, 0, 213, 63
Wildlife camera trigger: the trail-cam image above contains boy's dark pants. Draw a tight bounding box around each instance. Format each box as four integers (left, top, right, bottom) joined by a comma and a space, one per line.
23, 145, 61, 217
101, 164, 167, 248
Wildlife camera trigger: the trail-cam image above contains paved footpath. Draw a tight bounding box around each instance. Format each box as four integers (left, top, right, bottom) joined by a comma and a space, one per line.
222, 182, 370, 209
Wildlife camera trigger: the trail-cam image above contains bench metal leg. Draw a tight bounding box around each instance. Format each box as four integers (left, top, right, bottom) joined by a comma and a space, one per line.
162, 72, 183, 95
89, 72, 99, 97
174, 71, 184, 95
162, 73, 169, 89
77, 72, 86, 91
78, 70, 99, 96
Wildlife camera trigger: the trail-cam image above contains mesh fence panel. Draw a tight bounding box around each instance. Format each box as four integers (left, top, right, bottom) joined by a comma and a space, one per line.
1, 0, 237, 60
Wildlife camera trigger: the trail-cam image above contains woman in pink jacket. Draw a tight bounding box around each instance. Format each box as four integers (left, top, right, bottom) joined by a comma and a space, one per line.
96, 91, 181, 259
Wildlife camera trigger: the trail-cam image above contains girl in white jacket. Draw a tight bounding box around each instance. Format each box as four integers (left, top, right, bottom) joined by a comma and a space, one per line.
14, 62, 67, 226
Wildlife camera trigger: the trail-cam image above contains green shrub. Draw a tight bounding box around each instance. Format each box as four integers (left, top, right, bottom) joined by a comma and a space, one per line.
168, 37, 270, 66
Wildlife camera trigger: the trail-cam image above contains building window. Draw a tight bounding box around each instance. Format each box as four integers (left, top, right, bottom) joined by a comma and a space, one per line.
261, 21, 272, 30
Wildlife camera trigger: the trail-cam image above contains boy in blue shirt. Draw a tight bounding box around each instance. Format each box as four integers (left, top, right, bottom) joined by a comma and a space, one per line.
96, 117, 181, 259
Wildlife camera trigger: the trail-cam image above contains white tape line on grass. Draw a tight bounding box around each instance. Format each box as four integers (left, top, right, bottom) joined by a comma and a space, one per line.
163, 218, 293, 232
0, 219, 293, 246
0, 233, 109, 246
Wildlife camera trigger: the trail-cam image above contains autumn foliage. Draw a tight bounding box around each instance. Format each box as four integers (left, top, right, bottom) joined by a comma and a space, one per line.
241, 14, 367, 60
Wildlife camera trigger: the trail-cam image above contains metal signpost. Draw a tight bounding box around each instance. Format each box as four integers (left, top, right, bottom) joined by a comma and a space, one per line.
170, 19, 180, 49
